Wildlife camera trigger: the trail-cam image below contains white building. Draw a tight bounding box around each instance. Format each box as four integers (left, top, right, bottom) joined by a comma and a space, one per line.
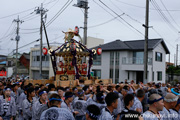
86, 36, 104, 49
29, 42, 62, 80
91, 38, 170, 83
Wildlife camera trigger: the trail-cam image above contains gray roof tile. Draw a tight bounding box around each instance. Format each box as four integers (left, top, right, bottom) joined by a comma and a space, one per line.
92, 38, 170, 54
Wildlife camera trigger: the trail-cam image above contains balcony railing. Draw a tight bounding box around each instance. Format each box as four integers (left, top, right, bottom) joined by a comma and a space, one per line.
122, 57, 152, 65
31, 61, 49, 67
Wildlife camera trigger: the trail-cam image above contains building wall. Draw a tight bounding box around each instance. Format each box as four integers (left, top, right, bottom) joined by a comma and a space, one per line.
91, 45, 167, 84
91, 52, 110, 79
7, 67, 13, 77
152, 43, 166, 83
86, 37, 104, 48
29, 45, 60, 79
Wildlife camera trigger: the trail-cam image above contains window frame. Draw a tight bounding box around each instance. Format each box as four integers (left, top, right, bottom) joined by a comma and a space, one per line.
92, 69, 101, 79
157, 71, 162, 81
93, 54, 101, 65
155, 52, 162, 62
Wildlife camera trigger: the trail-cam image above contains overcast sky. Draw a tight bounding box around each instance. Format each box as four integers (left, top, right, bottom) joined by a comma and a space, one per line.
0, 0, 180, 63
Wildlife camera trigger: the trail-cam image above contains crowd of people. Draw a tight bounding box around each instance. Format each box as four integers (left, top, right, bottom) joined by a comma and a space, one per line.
0, 78, 179, 120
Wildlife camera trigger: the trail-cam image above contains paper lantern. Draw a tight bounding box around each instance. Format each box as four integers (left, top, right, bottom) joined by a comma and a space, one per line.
97, 48, 102, 55
74, 26, 79, 35
43, 47, 48, 55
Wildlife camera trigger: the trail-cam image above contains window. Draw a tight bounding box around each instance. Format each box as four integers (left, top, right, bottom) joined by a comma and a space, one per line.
32, 56, 36, 61
133, 51, 144, 64
93, 54, 101, 65
110, 52, 114, 65
46, 55, 49, 61
155, 52, 162, 62
115, 52, 119, 65
157, 71, 162, 81
110, 69, 113, 79
36, 56, 40, 61
92, 70, 101, 79
115, 69, 119, 83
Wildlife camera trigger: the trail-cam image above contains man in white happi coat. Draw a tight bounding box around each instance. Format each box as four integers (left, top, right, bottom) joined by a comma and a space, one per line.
143, 94, 164, 120
159, 93, 178, 120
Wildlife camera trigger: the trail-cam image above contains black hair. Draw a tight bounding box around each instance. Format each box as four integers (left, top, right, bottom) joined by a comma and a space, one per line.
148, 89, 163, 97
49, 94, 61, 107
105, 92, 119, 106
107, 85, 113, 92
27, 83, 33, 87
48, 84, 55, 91
27, 87, 35, 98
98, 80, 103, 83
136, 89, 145, 98
72, 87, 77, 91
35, 86, 40, 91
78, 89, 84, 97
86, 105, 100, 120
96, 92, 104, 103
96, 86, 100, 93
155, 83, 160, 88
79, 80, 84, 83
64, 92, 73, 100
57, 87, 64, 91
24, 85, 29, 91
123, 85, 129, 91
12, 83, 19, 88
40, 84, 44, 88
38, 89, 47, 96
83, 86, 89, 92
124, 94, 134, 106
64, 87, 70, 91
115, 85, 120, 90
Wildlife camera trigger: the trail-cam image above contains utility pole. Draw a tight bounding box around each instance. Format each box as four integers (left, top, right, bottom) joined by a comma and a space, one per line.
174, 54, 176, 66
143, 0, 149, 84
13, 16, 23, 80
84, 1, 88, 45
74, 0, 89, 45
176, 44, 178, 66
35, 3, 48, 79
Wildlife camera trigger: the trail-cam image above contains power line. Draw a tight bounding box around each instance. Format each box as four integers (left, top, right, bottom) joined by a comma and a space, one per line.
98, 0, 144, 36
1, 22, 14, 39
0, 0, 58, 20
92, 0, 143, 37
0, 29, 16, 41
151, 0, 179, 33
109, 0, 143, 25
46, 0, 60, 10
49, 35, 64, 42
21, 28, 39, 31
151, 27, 176, 50
0, 8, 34, 20
21, 14, 37, 21
20, 30, 39, 34
115, 0, 180, 12
88, 16, 119, 28
8, 39, 40, 55
46, 0, 73, 27
23, 15, 40, 22
159, 0, 180, 29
